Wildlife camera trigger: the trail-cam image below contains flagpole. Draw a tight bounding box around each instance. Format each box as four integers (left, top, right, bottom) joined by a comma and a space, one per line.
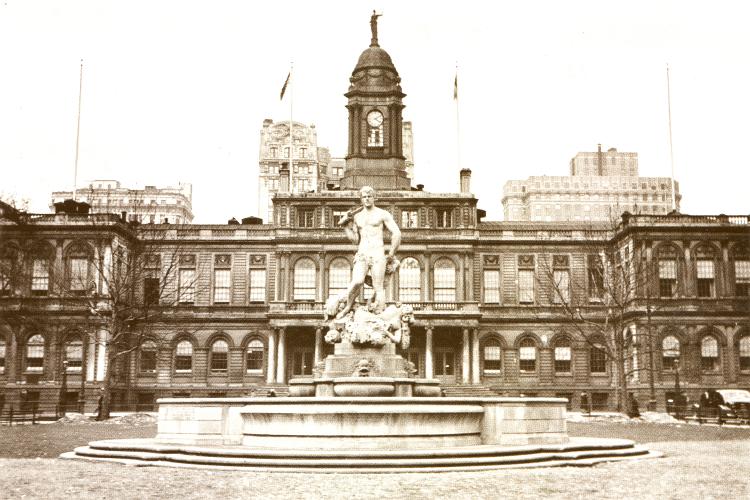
73, 59, 84, 201
289, 61, 294, 193
454, 62, 461, 170
666, 64, 676, 212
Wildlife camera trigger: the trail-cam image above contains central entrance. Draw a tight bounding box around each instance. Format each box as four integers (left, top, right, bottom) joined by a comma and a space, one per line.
434, 347, 456, 384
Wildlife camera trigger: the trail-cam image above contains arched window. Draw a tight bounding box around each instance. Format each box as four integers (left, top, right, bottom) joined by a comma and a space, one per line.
700, 336, 719, 371
293, 258, 316, 300
739, 336, 750, 371
64, 338, 83, 372
0, 338, 6, 372
328, 258, 350, 299
554, 338, 572, 373
210, 340, 229, 372
433, 258, 456, 302
139, 341, 157, 373
518, 338, 537, 372
399, 257, 421, 302
25, 334, 45, 372
590, 343, 607, 374
662, 335, 680, 371
246, 339, 264, 373
0, 245, 19, 296
174, 340, 193, 372
482, 338, 502, 374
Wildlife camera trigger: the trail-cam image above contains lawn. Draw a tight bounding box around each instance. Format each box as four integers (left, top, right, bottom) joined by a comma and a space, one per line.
0, 417, 748, 499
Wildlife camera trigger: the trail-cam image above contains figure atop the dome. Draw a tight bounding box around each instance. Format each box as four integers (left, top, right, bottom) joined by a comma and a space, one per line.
370, 10, 382, 47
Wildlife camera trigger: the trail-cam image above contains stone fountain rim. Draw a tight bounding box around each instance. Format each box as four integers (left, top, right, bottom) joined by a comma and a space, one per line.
157, 396, 569, 405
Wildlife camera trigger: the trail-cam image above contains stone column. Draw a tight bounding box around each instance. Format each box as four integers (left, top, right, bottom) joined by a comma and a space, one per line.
472, 329, 481, 384
266, 329, 276, 384
314, 328, 323, 365
276, 328, 286, 384
425, 327, 434, 379
462, 328, 470, 384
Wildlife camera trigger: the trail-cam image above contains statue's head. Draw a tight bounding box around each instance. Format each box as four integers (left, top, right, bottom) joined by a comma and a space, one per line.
360, 186, 376, 207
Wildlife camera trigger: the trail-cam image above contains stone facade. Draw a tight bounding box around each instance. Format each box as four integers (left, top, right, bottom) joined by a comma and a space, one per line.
502, 147, 681, 222
51, 180, 194, 224
258, 120, 322, 222
1, 198, 748, 413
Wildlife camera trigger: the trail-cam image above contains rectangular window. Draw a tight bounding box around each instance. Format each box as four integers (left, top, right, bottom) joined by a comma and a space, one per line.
144, 277, 160, 306
211, 350, 228, 373
175, 344, 192, 372
298, 209, 315, 228
213, 269, 231, 304
31, 259, 49, 296
552, 270, 569, 304
401, 209, 419, 228
0, 258, 11, 296
69, 258, 88, 294
483, 345, 502, 372
518, 270, 534, 304
554, 347, 571, 373
696, 260, 714, 298
519, 347, 536, 372
659, 260, 677, 297
435, 208, 452, 228
587, 255, 604, 302
26, 344, 44, 371
179, 269, 195, 304
0, 342, 5, 371
293, 266, 316, 301
735, 260, 750, 296
483, 270, 500, 304
65, 343, 83, 371
332, 210, 348, 226
249, 269, 267, 302
590, 346, 607, 373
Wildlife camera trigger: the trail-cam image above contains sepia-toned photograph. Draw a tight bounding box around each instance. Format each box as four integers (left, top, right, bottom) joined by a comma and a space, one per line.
1, 1, 748, 498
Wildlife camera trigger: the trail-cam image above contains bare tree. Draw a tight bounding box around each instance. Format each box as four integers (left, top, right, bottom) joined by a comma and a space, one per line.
52, 221, 204, 419
537, 216, 658, 412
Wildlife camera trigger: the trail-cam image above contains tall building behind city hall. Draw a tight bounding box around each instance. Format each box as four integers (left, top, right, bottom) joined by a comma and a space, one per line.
1, 19, 748, 417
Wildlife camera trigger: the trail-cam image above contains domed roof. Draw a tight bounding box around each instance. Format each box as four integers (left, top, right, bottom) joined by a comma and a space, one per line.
353, 46, 397, 74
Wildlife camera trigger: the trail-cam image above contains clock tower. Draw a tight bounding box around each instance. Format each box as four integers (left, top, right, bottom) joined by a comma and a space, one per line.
340, 13, 410, 190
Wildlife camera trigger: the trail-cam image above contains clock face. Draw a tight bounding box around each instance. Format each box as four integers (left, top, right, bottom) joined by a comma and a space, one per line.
367, 110, 383, 127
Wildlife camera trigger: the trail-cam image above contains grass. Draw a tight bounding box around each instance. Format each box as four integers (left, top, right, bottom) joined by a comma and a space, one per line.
0, 417, 748, 499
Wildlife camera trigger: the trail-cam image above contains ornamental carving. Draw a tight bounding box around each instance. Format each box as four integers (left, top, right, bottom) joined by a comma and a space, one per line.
553, 255, 569, 268
179, 254, 196, 266
484, 255, 499, 265
518, 255, 535, 268
250, 255, 266, 265
215, 254, 231, 266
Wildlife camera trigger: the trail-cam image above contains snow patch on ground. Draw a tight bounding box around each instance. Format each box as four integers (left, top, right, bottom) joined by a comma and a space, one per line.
567, 411, 681, 424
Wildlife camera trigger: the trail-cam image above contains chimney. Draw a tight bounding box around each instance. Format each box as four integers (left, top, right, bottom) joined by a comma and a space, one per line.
459, 168, 472, 194
279, 163, 290, 192
597, 143, 603, 176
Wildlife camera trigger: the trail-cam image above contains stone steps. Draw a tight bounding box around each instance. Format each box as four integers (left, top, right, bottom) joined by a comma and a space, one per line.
62, 437, 659, 472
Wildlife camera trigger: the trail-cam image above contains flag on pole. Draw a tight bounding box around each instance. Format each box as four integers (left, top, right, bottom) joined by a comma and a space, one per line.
453, 73, 458, 100
280, 72, 290, 100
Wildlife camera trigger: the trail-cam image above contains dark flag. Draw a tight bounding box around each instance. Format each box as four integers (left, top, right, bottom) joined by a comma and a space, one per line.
280, 72, 290, 100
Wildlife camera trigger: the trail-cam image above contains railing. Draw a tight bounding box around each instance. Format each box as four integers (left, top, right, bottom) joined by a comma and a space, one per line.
268, 301, 480, 314
625, 214, 749, 227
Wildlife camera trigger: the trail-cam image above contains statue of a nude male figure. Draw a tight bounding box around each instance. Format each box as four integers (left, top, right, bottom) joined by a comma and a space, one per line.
337, 186, 401, 317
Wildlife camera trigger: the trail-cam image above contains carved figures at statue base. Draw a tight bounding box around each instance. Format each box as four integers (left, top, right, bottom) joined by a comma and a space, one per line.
324, 295, 413, 350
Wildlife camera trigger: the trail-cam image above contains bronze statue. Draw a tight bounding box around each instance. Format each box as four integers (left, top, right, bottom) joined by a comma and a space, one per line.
370, 10, 382, 46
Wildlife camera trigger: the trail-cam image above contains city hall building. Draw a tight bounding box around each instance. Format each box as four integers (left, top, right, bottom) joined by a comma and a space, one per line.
1, 28, 748, 415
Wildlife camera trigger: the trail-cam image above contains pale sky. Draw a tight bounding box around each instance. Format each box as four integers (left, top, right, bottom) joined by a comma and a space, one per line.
1, 1, 748, 223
